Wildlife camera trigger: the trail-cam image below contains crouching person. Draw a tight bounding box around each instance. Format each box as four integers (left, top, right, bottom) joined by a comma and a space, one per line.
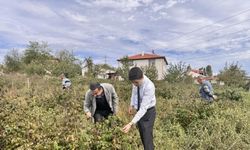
84, 83, 119, 123
197, 76, 215, 102
61, 73, 71, 90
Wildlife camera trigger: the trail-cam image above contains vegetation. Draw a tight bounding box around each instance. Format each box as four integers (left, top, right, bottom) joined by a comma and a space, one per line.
205, 65, 213, 76
218, 62, 246, 88
117, 56, 133, 82
164, 61, 191, 83
0, 74, 249, 149
1, 43, 250, 149
3, 41, 82, 77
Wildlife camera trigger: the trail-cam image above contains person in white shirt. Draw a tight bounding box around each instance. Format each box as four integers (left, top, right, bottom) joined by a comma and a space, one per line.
122, 67, 156, 150
61, 73, 71, 90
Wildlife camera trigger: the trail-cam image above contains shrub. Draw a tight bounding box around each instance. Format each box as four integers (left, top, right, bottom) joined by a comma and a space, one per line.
220, 88, 243, 101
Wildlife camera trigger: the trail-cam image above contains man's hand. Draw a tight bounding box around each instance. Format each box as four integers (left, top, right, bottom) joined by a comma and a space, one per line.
86, 112, 92, 119
212, 95, 217, 100
128, 106, 135, 115
122, 122, 133, 133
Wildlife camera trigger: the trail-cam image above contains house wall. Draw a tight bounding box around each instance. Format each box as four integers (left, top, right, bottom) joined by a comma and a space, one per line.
130, 59, 167, 80
155, 59, 167, 80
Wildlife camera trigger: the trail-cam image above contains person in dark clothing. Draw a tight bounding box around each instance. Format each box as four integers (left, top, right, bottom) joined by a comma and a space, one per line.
84, 83, 119, 123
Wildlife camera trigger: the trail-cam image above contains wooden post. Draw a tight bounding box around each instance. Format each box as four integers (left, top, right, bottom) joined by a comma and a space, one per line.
27, 78, 30, 89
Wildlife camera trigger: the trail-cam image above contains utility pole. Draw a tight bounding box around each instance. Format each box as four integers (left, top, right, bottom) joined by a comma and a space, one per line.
104, 55, 107, 64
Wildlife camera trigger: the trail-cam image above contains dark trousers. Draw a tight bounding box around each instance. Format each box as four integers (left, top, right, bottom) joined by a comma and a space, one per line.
137, 107, 156, 150
93, 110, 112, 123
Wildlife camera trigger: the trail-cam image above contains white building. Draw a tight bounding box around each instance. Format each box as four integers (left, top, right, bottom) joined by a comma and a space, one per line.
118, 52, 168, 80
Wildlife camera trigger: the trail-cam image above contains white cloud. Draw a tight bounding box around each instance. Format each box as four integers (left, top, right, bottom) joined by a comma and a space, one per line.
19, 1, 57, 18
62, 10, 89, 23
1, 0, 250, 74
128, 15, 135, 21
150, 40, 169, 49
166, 0, 178, 9
93, 0, 142, 12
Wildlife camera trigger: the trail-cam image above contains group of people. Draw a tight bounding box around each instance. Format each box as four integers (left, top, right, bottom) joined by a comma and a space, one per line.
61, 67, 215, 150
84, 67, 156, 150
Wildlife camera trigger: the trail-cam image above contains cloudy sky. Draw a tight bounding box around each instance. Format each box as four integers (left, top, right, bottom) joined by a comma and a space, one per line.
1, 0, 250, 75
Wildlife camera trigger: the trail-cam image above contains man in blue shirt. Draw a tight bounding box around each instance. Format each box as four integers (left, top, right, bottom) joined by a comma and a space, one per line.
197, 76, 215, 102
122, 67, 156, 150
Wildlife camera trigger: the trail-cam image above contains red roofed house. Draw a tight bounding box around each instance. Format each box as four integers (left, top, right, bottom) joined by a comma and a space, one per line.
118, 52, 168, 80
187, 69, 205, 78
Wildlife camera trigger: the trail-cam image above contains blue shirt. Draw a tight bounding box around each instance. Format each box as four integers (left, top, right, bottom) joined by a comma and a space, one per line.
199, 80, 213, 101
130, 75, 156, 124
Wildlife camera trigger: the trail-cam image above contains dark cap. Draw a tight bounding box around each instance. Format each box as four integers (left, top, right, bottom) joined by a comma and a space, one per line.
129, 67, 143, 80
89, 83, 101, 90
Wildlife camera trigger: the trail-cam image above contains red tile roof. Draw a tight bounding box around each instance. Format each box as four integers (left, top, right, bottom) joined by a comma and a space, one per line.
191, 69, 204, 74
118, 53, 168, 64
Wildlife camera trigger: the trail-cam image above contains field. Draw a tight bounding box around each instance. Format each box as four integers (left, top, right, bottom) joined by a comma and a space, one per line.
0, 74, 250, 150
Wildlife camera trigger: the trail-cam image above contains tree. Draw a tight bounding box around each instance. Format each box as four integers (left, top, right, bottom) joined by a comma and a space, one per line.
187, 65, 191, 72
164, 61, 188, 83
141, 65, 158, 81
56, 49, 76, 63
52, 49, 82, 77
206, 65, 213, 76
117, 56, 133, 82
22, 41, 54, 75
4, 49, 22, 72
83, 57, 95, 78
218, 62, 246, 87
93, 64, 115, 78
22, 41, 51, 64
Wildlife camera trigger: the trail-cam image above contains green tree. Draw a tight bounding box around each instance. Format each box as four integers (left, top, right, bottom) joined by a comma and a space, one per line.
218, 62, 246, 87
56, 49, 76, 63
52, 50, 82, 77
22, 41, 53, 75
83, 57, 94, 78
164, 61, 188, 83
22, 41, 52, 64
187, 65, 191, 72
141, 65, 158, 81
117, 56, 133, 82
93, 64, 115, 78
206, 65, 213, 76
4, 49, 22, 72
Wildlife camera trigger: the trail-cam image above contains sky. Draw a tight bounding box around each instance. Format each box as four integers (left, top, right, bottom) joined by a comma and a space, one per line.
0, 0, 250, 75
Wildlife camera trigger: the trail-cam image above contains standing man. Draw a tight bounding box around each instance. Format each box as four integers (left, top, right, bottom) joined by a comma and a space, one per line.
122, 67, 156, 150
197, 76, 215, 102
84, 82, 119, 123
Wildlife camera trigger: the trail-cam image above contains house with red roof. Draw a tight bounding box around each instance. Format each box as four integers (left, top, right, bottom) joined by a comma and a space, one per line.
118, 52, 168, 80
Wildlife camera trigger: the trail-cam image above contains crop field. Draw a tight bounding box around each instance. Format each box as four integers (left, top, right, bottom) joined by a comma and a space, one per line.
0, 74, 250, 150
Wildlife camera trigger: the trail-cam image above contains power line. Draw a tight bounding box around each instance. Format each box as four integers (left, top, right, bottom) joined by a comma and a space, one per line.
183, 51, 250, 61
163, 36, 250, 62
181, 45, 250, 61
166, 8, 250, 42
167, 19, 250, 51
170, 19, 250, 50
185, 34, 250, 54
